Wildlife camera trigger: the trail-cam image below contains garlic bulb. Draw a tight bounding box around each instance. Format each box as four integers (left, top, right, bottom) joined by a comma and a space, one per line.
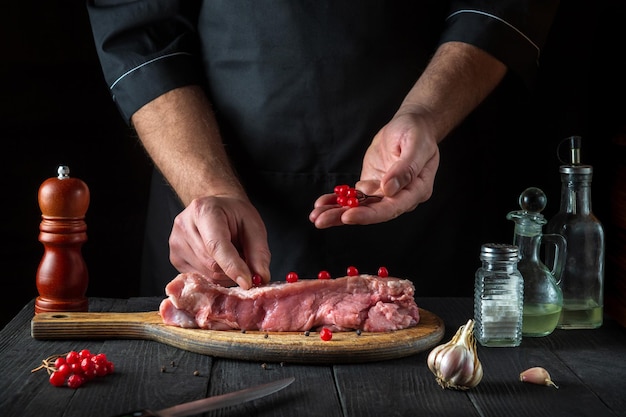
427, 319, 483, 390
519, 367, 558, 388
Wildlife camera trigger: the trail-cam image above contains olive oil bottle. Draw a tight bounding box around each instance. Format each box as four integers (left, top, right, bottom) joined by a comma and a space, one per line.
546, 136, 605, 329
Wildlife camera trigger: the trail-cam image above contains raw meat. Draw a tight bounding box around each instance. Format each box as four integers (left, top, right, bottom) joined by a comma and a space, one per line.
159, 273, 420, 332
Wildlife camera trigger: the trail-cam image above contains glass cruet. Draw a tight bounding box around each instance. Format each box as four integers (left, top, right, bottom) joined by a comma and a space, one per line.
506, 187, 566, 337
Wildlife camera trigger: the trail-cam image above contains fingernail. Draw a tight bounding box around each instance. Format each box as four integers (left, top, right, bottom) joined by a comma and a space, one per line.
235, 276, 251, 290
385, 178, 401, 196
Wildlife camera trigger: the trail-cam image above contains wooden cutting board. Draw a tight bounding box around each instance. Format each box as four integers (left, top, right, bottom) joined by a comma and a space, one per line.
31, 308, 444, 364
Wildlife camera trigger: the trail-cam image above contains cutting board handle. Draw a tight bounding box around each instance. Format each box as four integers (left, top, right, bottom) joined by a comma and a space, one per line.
31, 311, 162, 339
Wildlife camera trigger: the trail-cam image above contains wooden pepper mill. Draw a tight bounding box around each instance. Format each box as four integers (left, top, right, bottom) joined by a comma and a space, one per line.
35, 165, 90, 314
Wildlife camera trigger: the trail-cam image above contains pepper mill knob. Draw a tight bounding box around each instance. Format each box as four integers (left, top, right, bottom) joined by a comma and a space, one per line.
35, 165, 90, 314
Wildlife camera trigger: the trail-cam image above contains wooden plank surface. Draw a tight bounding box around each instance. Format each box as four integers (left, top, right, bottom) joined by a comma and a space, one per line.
30, 308, 444, 364
2, 297, 626, 417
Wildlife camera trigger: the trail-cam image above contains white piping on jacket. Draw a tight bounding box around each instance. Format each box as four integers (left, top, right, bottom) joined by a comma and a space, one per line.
109, 51, 193, 90
446, 9, 540, 56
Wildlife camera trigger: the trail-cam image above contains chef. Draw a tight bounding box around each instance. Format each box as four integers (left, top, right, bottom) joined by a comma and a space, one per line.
86, 0, 560, 296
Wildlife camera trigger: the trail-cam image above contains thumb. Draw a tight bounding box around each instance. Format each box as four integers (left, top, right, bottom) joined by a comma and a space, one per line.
381, 159, 415, 197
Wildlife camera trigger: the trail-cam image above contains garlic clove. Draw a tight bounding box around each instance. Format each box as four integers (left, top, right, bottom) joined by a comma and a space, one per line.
519, 366, 559, 389
427, 319, 483, 390
439, 345, 472, 384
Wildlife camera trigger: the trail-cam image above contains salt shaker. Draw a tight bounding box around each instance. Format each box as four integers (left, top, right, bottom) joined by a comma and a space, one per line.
35, 165, 90, 313
474, 243, 524, 347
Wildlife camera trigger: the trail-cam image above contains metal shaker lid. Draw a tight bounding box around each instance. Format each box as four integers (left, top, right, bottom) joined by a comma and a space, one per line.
480, 243, 519, 262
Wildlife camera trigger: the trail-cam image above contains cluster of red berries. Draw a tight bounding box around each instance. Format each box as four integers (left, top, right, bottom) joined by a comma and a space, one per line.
333, 184, 363, 208
34, 349, 115, 389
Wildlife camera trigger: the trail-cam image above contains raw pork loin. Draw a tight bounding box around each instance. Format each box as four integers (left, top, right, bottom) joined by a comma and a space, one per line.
159, 273, 420, 332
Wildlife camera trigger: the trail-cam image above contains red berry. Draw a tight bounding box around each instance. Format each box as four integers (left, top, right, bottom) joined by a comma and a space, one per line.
105, 361, 115, 375
83, 368, 97, 380
54, 357, 66, 368
345, 188, 358, 198
346, 197, 359, 207
286, 271, 299, 283
56, 363, 71, 378
252, 273, 263, 287
67, 374, 85, 389
93, 353, 108, 365
81, 357, 95, 375
79, 349, 92, 360
66, 351, 80, 365
336, 195, 346, 206
377, 266, 389, 277
49, 371, 66, 387
320, 328, 333, 341
317, 270, 331, 280
70, 362, 83, 375
347, 266, 359, 276
94, 363, 108, 377
334, 184, 349, 196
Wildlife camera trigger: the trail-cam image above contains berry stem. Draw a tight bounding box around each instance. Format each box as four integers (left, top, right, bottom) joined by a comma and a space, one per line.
355, 190, 383, 202
31, 353, 68, 374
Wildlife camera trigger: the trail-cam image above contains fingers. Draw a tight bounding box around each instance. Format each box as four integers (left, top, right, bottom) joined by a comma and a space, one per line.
310, 205, 350, 228
239, 211, 272, 286
309, 191, 400, 228
173, 257, 236, 287
309, 193, 349, 228
380, 160, 413, 197
203, 234, 255, 289
169, 198, 271, 290
170, 209, 252, 288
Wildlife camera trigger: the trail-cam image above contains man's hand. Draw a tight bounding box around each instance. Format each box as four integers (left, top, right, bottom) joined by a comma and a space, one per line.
169, 195, 271, 290
309, 110, 439, 228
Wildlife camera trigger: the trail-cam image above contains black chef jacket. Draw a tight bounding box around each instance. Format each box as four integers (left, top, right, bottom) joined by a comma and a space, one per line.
87, 0, 560, 296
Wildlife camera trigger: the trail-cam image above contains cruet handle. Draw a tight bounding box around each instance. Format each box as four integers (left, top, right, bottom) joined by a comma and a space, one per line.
541, 233, 567, 285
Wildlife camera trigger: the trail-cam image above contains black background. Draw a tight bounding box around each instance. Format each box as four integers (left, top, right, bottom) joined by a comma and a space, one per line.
1, 0, 624, 328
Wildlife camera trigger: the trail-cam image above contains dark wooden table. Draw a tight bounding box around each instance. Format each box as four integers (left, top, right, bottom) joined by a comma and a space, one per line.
1, 297, 625, 417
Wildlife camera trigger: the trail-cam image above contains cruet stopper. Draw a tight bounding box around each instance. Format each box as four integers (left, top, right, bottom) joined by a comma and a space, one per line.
506, 187, 548, 235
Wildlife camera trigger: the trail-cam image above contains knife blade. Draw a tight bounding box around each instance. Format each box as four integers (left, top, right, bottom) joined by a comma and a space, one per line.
113, 376, 295, 417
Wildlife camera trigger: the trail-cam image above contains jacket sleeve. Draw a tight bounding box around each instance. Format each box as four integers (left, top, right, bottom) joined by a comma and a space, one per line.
440, 0, 561, 86
86, 0, 205, 124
